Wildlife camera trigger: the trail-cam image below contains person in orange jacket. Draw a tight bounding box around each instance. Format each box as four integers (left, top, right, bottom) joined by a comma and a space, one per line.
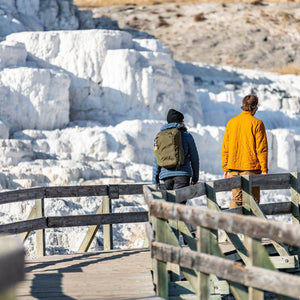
222, 94, 268, 208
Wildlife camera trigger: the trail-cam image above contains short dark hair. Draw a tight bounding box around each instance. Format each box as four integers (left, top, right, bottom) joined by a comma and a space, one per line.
241, 94, 258, 111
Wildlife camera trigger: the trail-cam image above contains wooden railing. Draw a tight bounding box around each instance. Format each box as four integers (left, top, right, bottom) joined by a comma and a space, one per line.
2, 173, 300, 299
0, 235, 24, 300
0, 184, 148, 256
143, 172, 300, 299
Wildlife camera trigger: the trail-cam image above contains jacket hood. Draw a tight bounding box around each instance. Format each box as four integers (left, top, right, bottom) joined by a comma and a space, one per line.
160, 122, 187, 132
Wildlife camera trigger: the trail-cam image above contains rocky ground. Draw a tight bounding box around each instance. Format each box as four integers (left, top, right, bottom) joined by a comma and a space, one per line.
78, 1, 300, 73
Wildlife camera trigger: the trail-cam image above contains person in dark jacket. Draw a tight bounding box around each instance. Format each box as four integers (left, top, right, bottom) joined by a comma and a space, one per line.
152, 108, 199, 191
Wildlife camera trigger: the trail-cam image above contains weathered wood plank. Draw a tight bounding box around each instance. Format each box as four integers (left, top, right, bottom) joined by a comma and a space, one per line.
175, 182, 206, 202
174, 174, 291, 203
156, 259, 168, 298
168, 219, 182, 282
35, 198, 45, 257
177, 221, 196, 251
151, 217, 198, 291
19, 202, 39, 242
269, 255, 299, 269
149, 200, 300, 247
102, 196, 113, 251
241, 175, 252, 215
169, 279, 229, 296
117, 183, 146, 195
251, 173, 290, 190
224, 206, 244, 214
259, 202, 291, 215
212, 176, 242, 192
169, 281, 194, 296
202, 181, 249, 298
290, 172, 300, 256
45, 184, 146, 199
16, 248, 159, 300
145, 222, 154, 250
151, 242, 300, 298
290, 172, 300, 224
0, 236, 24, 293
154, 216, 169, 298
77, 201, 104, 253
246, 237, 270, 300
44, 185, 108, 198
248, 193, 290, 257
197, 226, 210, 299
143, 185, 156, 207
203, 181, 250, 267
0, 218, 47, 234
47, 211, 148, 228
0, 184, 146, 206
0, 187, 45, 204
224, 202, 291, 215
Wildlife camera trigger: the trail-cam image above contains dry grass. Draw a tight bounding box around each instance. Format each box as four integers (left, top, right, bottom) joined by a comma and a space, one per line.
272, 64, 300, 75
74, 0, 300, 6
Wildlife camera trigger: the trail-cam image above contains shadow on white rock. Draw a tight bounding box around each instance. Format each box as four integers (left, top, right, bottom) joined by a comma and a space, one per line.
0, 67, 70, 133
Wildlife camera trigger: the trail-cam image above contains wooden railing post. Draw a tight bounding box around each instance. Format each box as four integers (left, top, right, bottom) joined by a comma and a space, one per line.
206, 180, 250, 265
78, 185, 121, 253
205, 182, 249, 299
243, 176, 290, 258
102, 185, 120, 251
19, 203, 37, 242
78, 203, 103, 253
241, 175, 252, 215
205, 182, 219, 243
166, 190, 181, 282
197, 226, 210, 299
102, 195, 112, 251
244, 235, 291, 300
153, 216, 168, 299
290, 172, 300, 225
290, 172, 300, 255
246, 237, 264, 300
35, 198, 45, 257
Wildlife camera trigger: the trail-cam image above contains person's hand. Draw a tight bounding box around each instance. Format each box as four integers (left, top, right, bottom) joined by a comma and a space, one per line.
224, 171, 230, 179
191, 181, 197, 185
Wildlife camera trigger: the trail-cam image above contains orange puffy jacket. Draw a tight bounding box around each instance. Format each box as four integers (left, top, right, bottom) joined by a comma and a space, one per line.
222, 111, 268, 174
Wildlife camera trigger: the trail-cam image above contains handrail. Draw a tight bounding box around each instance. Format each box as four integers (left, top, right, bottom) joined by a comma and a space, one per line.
0, 183, 149, 256
144, 172, 300, 299
1, 173, 300, 299
149, 200, 300, 247
175, 173, 292, 203
0, 212, 149, 234
0, 183, 146, 205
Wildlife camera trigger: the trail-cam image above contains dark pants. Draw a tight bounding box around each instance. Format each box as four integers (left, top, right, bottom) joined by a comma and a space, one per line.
164, 176, 193, 234
163, 176, 190, 190
164, 176, 193, 235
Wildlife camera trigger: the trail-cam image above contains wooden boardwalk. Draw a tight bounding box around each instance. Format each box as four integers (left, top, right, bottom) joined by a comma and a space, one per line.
16, 248, 161, 300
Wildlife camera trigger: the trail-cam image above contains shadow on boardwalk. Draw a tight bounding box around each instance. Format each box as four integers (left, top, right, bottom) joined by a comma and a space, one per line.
17, 248, 160, 300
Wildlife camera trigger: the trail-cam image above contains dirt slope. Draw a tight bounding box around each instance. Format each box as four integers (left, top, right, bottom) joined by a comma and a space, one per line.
78, 1, 300, 73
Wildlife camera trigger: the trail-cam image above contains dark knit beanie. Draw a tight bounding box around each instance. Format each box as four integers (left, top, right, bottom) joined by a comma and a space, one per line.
167, 109, 184, 123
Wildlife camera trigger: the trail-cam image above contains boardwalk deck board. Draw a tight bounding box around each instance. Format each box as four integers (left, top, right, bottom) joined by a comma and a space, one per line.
16, 248, 161, 300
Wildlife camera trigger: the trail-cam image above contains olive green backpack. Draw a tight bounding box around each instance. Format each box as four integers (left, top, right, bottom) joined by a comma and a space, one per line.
154, 128, 185, 169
